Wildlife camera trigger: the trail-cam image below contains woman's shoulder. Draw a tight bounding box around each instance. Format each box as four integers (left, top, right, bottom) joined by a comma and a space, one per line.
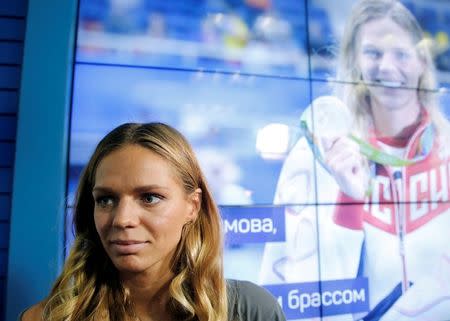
19, 302, 44, 321
227, 279, 286, 321
227, 279, 274, 302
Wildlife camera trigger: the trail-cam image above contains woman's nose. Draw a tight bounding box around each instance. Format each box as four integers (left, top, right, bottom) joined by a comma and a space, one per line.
112, 198, 139, 228
378, 52, 397, 73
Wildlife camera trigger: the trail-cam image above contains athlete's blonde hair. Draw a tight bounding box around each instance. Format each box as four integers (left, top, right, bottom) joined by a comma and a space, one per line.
42, 122, 228, 321
335, 0, 449, 138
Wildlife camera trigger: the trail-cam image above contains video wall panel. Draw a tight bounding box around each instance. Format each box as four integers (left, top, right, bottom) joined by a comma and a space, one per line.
76, 0, 308, 77
69, 64, 312, 205
68, 0, 450, 320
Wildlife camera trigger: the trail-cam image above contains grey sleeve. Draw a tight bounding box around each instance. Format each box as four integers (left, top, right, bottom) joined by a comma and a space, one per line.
228, 279, 286, 321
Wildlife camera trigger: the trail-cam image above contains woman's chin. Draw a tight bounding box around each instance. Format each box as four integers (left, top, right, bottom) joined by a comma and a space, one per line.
111, 256, 146, 274
371, 91, 417, 111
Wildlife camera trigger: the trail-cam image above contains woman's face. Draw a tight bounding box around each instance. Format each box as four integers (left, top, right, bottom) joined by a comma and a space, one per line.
357, 17, 424, 111
92, 144, 200, 276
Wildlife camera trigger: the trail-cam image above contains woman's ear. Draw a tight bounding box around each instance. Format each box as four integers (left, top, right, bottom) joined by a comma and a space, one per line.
186, 188, 202, 222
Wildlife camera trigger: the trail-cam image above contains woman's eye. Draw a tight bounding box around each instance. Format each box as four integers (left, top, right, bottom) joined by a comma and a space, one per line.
95, 196, 115, 208
142, 193, 162, 205
395, 50, 410, 61
363, 48, 381, 59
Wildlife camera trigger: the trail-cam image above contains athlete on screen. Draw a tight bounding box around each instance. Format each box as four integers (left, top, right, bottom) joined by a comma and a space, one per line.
260, 0, 450, 320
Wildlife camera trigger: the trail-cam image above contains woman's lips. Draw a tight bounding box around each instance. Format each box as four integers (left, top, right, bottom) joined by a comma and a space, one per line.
367, 79, 404, 88
377, 80, 403, 88
110, 240, 148, 254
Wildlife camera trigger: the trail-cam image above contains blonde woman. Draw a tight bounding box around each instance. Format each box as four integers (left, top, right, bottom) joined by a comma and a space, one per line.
22, 123, 286, 321
261, 0, 450, 320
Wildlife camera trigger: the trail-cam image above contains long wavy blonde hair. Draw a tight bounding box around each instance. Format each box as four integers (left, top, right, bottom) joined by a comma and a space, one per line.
42, 123, 228, 321
335, 0, 450, 139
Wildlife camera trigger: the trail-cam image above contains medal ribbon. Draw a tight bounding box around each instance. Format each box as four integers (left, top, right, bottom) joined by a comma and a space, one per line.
300, 120, 434, 166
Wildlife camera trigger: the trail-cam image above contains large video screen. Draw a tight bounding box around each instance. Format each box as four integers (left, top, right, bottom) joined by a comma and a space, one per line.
69, 0, 450, 320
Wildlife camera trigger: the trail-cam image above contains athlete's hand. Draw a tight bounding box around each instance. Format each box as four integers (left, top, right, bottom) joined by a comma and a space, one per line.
321, 136, 369, 200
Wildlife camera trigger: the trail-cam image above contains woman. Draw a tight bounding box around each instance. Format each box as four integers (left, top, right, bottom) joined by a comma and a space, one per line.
22, 122, 286, 321
260, 0, 450, 320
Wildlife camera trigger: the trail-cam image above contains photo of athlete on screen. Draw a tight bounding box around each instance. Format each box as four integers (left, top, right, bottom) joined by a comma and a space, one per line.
260, 0, 450, 320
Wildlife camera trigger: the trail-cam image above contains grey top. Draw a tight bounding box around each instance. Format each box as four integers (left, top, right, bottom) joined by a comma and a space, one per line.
227, 279, 286, 321
19, 279, 286, 321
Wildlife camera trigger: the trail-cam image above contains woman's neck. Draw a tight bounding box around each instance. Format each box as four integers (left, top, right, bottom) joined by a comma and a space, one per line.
121, 270, 175, 321
370, 97, 422, 138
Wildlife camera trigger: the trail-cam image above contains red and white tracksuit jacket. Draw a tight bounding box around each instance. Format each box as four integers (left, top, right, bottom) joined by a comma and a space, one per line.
259, 119, 450, 321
